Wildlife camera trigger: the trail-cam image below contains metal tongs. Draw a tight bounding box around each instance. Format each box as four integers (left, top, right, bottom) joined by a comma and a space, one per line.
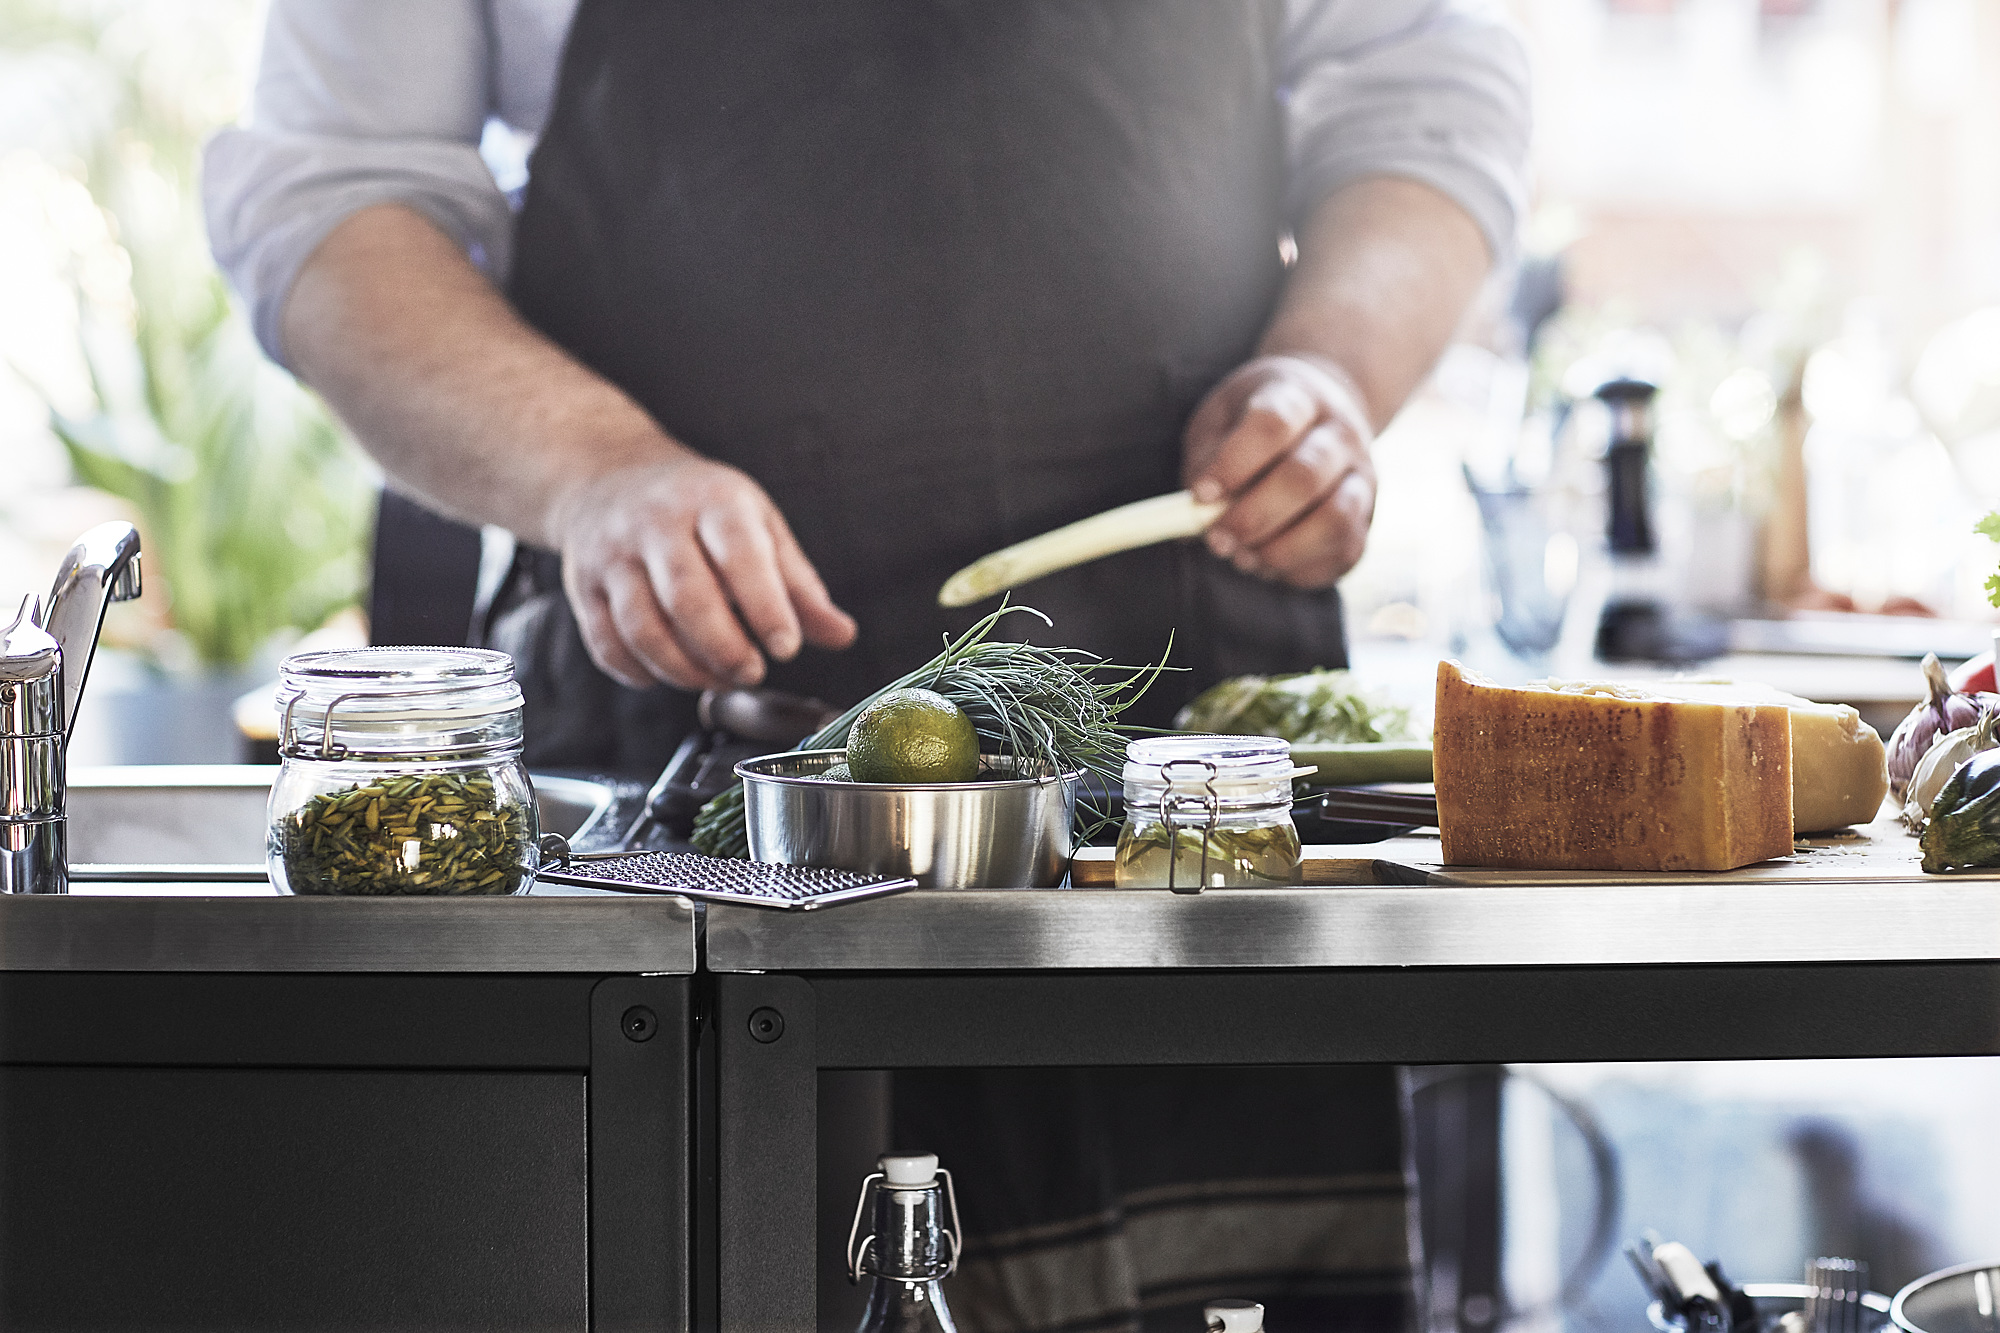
619, 687, 838, 848
1628, 1233, 1757, 1333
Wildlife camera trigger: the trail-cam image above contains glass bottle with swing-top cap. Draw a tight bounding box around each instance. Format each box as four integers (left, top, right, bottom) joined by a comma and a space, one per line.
1206, 1299, 1266, 1331
847, 1151, 963, 1333
267, 647, 537, 895
1114, 736, 1304, 890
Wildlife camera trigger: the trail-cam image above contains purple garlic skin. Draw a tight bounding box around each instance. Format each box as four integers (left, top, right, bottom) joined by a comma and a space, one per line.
1888, 653, 2000, 799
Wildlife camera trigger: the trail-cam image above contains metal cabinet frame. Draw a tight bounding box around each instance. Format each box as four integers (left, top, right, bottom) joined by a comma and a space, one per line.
1, 971, 690, 1332
0, 893, 697, 1333
698, 960, 2000, 1331
13, 888, 2000, 1331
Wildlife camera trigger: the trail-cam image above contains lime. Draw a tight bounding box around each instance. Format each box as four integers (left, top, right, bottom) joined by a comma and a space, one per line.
846, 688, 980, 784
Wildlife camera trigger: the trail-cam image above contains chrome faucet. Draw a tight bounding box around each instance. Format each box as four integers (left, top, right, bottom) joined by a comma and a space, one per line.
1, 522, 142, 894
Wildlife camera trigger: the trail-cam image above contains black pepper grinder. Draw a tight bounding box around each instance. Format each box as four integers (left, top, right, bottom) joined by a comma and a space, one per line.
1600, 378, 1658, 558
1594, 377, 1667, 661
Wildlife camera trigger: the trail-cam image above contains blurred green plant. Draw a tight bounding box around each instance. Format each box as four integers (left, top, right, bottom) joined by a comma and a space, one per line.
5, 0, 373, 671
1979, 512, 2000, 608
50, 265, 372, 669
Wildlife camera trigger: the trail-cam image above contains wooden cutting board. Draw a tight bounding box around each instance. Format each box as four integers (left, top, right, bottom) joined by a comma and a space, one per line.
1374, 809, 1962, 886
1070, 807, 2000, 887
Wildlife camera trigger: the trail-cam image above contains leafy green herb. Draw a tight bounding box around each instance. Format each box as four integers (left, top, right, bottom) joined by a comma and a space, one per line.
1175, 670, 1417, 745
691, 604, 1168, 858
1979, 511, 2000, 610
275, 771, 532, 895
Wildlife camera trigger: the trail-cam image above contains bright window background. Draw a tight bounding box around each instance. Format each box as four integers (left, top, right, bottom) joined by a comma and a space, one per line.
0, 0, 372, 750
1346, 0, 2000, 670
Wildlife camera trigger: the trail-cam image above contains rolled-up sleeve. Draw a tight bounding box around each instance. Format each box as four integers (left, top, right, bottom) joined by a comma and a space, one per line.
1283, 0, 1531, 266
202, 0, 515, 367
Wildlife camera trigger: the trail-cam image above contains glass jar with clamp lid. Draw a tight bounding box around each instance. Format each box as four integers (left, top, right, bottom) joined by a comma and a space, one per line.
268, 647, 537, 895
1114, 735, 1305, 891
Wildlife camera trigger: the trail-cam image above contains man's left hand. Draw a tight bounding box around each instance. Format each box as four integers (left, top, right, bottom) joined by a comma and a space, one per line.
1182, 353, 1377, 589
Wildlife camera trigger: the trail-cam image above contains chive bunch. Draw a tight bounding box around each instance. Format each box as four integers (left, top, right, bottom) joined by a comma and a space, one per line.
690, 604, 1168, 859
276, 771, 532, 895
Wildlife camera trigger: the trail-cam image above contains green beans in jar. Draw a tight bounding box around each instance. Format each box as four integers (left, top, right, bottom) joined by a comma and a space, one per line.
274, 771, 532, 895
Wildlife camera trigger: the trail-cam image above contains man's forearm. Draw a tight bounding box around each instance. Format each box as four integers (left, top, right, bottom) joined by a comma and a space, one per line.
1261, 176, 1492, 432
281, 203, 673, 545
1181, 175, 1493, 586
280, 202, 855, 690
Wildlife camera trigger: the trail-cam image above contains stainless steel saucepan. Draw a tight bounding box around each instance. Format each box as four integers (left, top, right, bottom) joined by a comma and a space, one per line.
737, 749, 1079, 888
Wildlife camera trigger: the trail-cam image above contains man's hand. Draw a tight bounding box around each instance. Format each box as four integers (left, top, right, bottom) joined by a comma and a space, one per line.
281, 205, 856, 694
1182, 354, 1377, 589
1182, 176, 1492, 589
548, 450, 857, 692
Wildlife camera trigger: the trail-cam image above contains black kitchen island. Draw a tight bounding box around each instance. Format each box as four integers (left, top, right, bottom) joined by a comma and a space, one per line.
0, 889, 696, 1333
699, 873, 2000, 1331
12, 767, 2000, 1333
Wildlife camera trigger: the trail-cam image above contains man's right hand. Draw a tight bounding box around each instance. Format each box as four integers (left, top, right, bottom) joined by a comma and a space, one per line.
548, 449, 858, 692
280, 205, 855, 695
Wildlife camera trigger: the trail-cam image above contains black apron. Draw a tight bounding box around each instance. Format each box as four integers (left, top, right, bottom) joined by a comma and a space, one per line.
501, 5, 1405, 1330
491, 0, 1350, 772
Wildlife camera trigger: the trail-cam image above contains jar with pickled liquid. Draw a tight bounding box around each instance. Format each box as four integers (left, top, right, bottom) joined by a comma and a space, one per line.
1114, 736, 1302, 890
268, 647, 537, 896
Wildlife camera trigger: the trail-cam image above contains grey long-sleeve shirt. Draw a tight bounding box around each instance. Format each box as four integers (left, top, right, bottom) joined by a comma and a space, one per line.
203, 0, 1531, 369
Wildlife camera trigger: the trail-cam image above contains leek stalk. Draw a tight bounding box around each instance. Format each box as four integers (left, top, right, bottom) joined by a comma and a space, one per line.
938, 491, 1225, 608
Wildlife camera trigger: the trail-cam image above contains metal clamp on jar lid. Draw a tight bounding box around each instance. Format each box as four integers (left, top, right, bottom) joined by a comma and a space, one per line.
277, 646, 525, 761
1120, 736, 1307, 894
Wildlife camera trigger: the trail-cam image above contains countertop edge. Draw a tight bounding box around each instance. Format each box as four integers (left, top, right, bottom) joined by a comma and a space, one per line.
701, 880, 2000, 973
0, 894, 700, 974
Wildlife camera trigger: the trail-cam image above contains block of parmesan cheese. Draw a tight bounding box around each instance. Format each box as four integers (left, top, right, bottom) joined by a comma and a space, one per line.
1569, 678, 1887, 832
1434, 661, 1794, 872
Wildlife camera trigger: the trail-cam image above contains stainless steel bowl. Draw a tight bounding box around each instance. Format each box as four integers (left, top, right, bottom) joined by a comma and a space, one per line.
1893, 1261, 2000, 1333
737, 749, 1080, 888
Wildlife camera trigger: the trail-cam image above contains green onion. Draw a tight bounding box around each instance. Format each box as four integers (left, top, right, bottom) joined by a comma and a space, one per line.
690, 604, 1170, 858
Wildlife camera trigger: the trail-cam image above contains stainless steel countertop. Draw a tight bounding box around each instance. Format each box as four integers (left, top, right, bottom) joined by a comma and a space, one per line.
17, 873, 2000, 976
26, 765, 2000, 977
4, 765, 697, 973
0, 889, 698, 974
702, 878, 2000, 973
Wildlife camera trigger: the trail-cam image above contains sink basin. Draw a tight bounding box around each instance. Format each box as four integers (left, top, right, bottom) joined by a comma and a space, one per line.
66, 765, 615, 866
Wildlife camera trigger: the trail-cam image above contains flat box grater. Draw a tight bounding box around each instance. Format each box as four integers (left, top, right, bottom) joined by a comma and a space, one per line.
535, 839, 916, 910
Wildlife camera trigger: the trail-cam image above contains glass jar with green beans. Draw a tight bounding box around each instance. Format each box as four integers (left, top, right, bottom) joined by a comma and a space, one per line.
268, 647, 537, 896
1114, 735, 1302, 890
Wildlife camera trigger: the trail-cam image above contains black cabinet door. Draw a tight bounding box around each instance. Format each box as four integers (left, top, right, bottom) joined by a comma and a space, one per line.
0, 1067, 588, 1332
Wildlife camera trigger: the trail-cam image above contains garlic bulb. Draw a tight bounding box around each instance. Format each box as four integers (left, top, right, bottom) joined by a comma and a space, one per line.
1904, 712, 2000, 831
1888, 654, 2000, 799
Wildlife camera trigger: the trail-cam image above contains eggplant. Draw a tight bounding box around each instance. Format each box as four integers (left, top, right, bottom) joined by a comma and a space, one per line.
1919, 748, 2000, 873
1904, 712, 2000, 831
